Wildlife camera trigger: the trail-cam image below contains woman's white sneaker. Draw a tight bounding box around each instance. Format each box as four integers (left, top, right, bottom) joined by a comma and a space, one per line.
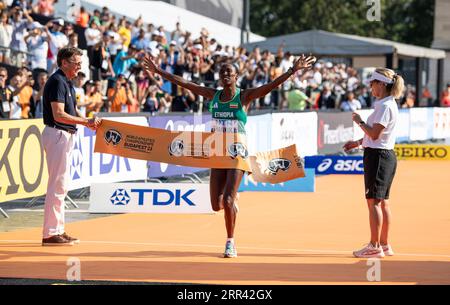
353, 243, 385, 258
381, 244, 394, 256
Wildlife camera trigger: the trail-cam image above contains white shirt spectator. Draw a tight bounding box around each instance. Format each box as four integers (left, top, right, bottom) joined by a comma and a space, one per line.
347, 76, 359, 91
84, 27, 101, 46
279, 57, 293, 90
108, 32, 122, 56
10, 19, 30, 52
313, 70, 322, 85
280, 57, 292, 73
362, 95, 398, 150
48, 30, 68, 58
340, 98, 362, 112
26, 34, 48, 70
293, 77, 308, 91
0, 22, 13, 48
8, 85, 21, 119
131, 26, 143, 40
47, 30, 68, 72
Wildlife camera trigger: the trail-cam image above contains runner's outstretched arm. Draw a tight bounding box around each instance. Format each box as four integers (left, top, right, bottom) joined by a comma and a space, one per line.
242, 54, 316, 106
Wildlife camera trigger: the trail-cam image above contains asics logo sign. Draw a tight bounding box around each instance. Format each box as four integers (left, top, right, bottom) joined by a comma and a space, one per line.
317, 158, 363, 173
317, 158, 333, 172
104, 129, 122, 146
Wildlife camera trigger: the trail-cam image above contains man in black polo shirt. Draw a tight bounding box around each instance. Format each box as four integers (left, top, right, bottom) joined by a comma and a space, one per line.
0, 67, 12, 119
42, 46, 101, 246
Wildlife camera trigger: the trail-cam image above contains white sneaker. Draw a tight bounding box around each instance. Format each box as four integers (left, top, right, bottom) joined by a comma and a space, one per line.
223, 241, 238, 258
381, 244, 394, 256
353, 243, 385, 258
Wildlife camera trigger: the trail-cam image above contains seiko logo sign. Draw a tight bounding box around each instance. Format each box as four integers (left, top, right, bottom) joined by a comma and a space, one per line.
317, 158, 364, 173
268, 158, 291, 175
228, 143, 248, 159
104, 129, 122, 146
395, 147, 448, 159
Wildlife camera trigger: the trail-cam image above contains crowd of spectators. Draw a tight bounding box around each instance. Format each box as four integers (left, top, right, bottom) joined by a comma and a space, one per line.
0, 0, 446, 120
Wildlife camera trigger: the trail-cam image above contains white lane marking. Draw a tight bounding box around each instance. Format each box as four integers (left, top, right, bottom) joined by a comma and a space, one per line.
0, 240, 450, 259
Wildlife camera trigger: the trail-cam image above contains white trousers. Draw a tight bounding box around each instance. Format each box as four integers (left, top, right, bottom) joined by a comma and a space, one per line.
42, 126, 74, 238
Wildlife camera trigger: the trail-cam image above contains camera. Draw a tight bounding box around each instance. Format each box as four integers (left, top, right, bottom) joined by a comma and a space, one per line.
129, 64, 142, 75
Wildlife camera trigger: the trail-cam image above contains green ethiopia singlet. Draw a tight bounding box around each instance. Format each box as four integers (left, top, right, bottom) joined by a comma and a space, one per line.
209, 88, 247, 134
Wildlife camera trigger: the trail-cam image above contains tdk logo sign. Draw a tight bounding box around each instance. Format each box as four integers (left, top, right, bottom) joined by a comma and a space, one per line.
305, 156, 364, 175
90, 183, 212, 214
130, 189, 196, 206
110, 189, 131, 205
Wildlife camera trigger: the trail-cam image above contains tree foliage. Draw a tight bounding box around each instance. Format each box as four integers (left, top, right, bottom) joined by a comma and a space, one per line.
249, 0, 435, 47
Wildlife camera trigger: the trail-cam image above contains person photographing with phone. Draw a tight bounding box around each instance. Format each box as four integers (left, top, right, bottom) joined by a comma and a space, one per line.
343, 68, 404, 258
107, 73, 136, 112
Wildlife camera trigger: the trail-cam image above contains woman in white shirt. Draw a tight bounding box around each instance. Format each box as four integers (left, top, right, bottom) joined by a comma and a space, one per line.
343, 68, 405, 258
0, 12, 13, 63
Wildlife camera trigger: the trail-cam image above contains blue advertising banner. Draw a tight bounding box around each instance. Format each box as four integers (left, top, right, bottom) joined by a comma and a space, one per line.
146, 114, 212, 178
305, 155, 364, 175
238, 168, 315, 192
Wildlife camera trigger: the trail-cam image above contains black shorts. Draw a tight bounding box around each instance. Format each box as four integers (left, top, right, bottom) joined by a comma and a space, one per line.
363, 147, 397, 200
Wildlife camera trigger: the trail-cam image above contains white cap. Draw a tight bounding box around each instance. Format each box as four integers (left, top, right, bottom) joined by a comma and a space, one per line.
146, 45, 160, 58
30, 21, 43, 30
325, 62, 333, 68
150, 48, 160, 57
170, 40, 177, 46
52, 18, 64, 26
367, 71, 394, 84
193, 44, 203, 50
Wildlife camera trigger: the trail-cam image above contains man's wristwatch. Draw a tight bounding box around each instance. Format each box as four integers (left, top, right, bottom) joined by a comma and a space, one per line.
358, 121, 365, 126
287, 67, 294, 75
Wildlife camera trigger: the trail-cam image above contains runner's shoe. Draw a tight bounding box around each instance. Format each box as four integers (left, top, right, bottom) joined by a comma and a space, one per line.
223, 241, 238, 258
381, 244, 394, 256
353, 243, 385, 258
